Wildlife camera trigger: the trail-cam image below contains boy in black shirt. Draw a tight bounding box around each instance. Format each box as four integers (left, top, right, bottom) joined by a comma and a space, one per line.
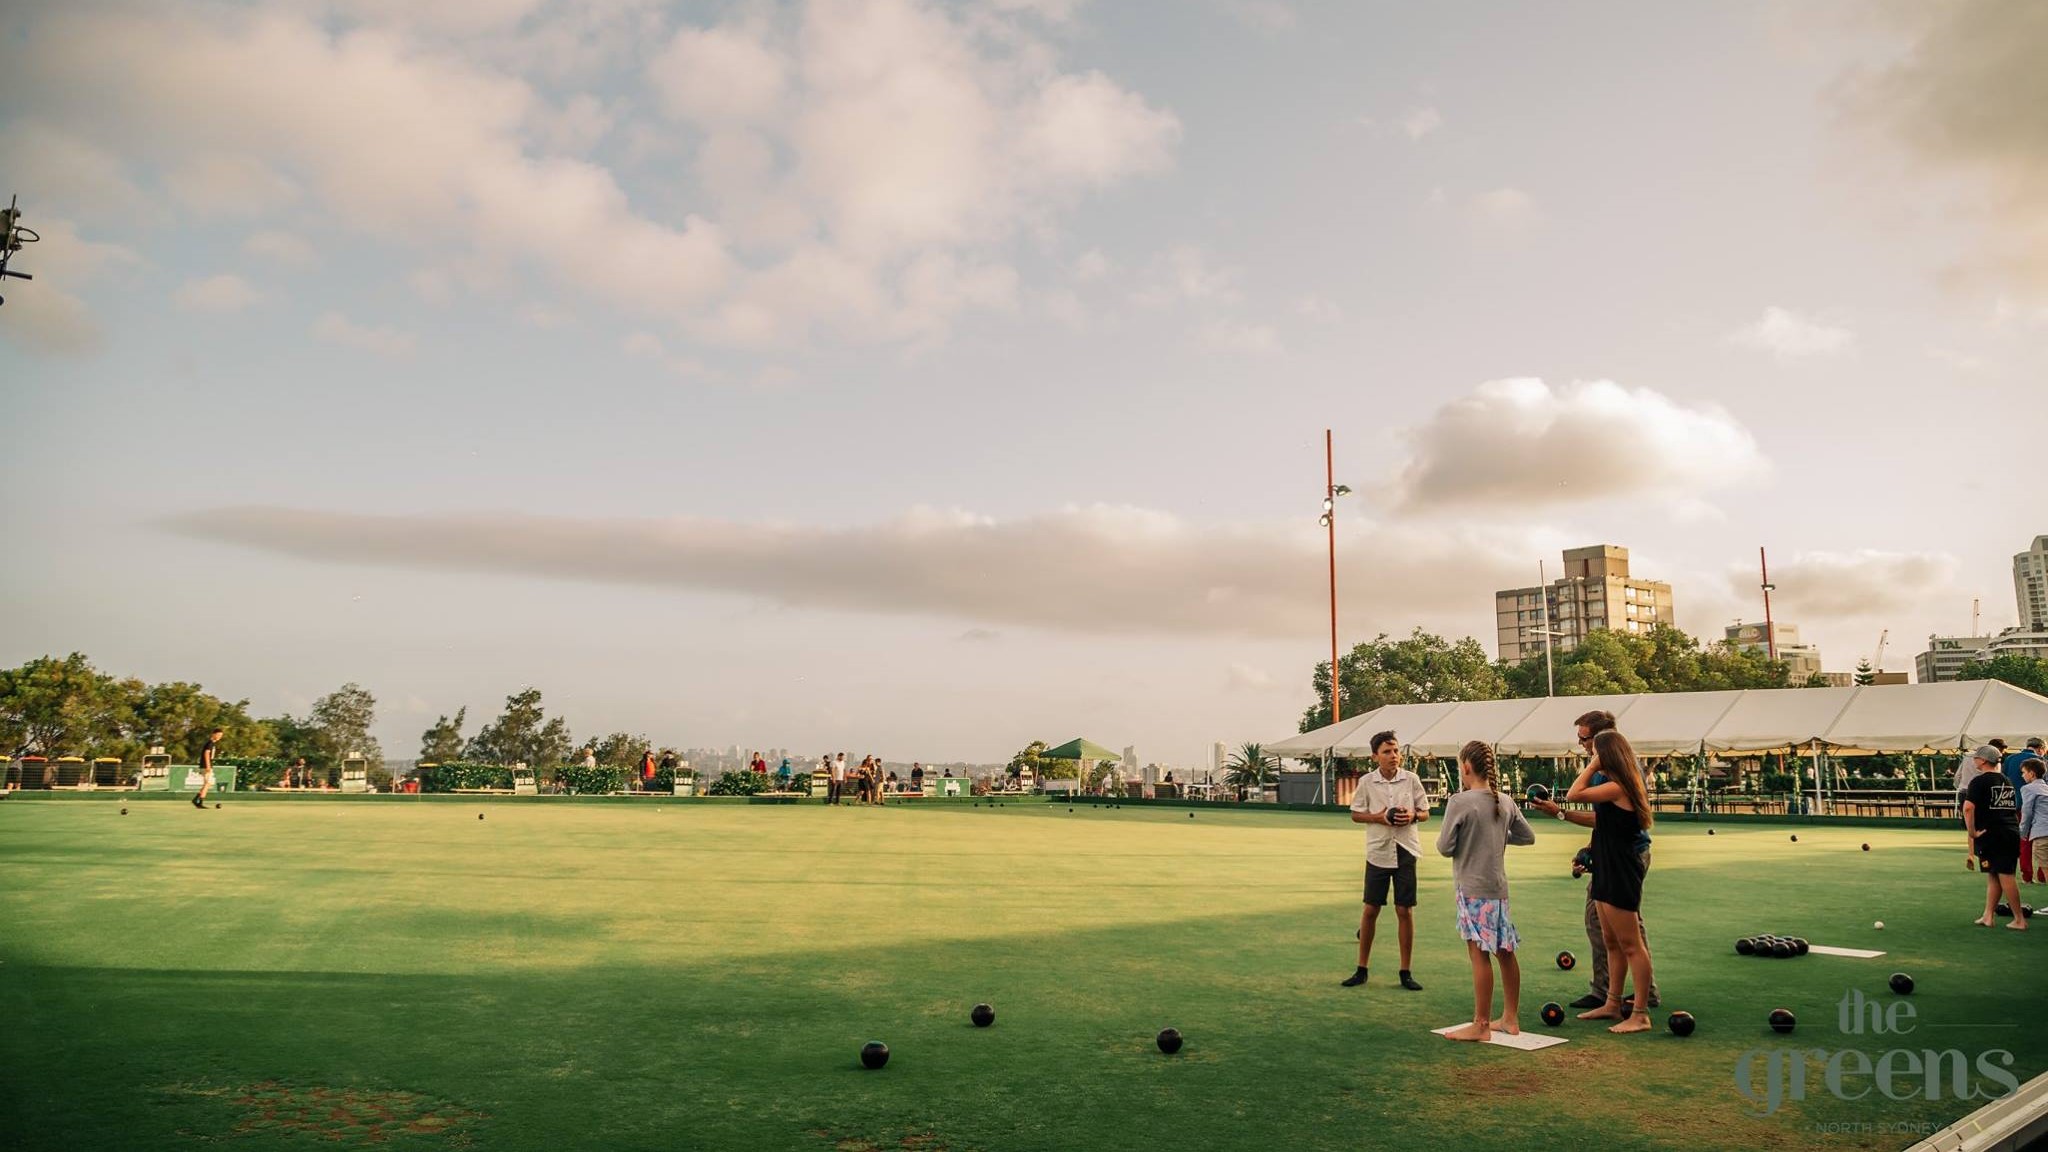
1963, 744, 2024, 930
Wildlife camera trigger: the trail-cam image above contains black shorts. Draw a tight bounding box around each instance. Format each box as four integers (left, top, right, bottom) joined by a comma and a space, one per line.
1364, 850, 1417, 907
1978, 832, 2021, 876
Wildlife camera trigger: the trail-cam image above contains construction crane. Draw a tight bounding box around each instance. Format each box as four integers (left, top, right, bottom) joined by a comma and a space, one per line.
1873, 629, 1890, 674
0, 193, 37, 307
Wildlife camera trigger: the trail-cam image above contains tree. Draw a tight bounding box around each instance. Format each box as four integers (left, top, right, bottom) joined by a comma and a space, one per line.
1957, 653, 2048, 698
1853, 658, 1876, 687
592, 731, 652, 768
1007, 740, 1061, 780
1301, 629, 1508, 731
257, 713, 323, 767
1499, 626, 1790, 699
0, 653, 127, 758
419, 707, 467, 763
134, 679, 266, 760
466, 688, 573, 767
1224, 742, 1275, 801
311, 682, 382, 768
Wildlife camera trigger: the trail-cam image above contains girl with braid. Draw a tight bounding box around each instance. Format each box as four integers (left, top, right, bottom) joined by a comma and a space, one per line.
1436, 740, 1536, 1041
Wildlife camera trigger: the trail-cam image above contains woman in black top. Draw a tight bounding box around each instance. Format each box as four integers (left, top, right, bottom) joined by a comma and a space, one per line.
1565, 729, 1656, 1033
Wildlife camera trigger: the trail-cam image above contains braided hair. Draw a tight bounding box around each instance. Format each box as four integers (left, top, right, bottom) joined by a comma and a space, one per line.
1460, 740, 1504, 825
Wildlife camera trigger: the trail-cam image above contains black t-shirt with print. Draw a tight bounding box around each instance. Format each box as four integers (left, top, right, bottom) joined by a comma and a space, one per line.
1966, 770, 2020, 834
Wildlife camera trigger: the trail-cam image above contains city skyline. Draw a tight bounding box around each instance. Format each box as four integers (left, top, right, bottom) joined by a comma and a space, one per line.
3, 1, 2046, 764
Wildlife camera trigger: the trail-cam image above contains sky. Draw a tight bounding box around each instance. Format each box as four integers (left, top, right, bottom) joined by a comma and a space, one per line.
2, 0, 2045, 768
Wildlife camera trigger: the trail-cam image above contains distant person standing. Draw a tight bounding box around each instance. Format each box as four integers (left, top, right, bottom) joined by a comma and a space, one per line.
193, 727, 223, 809
289, 756, 308, 789
1342, 730, 1428, 991
910, 763, 924, 795
830, 753, 847, 805
2019, 758, 2048, 885
641, 749, 657, 791
1964, 744, 2025, 930
2004, 738, 2044, 800
583, 747, 598, 771
751, 752, 768, 776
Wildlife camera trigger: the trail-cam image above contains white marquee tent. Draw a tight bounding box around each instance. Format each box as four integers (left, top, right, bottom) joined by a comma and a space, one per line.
1267, 680, 2048, 760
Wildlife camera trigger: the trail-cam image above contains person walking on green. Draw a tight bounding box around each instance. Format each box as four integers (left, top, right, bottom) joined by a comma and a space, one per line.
193, 727, 222, 809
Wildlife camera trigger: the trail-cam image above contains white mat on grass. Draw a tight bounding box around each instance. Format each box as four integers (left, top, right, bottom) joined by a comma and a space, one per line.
1807, 945, 1886, 958
1430, 1025, 1570, 1051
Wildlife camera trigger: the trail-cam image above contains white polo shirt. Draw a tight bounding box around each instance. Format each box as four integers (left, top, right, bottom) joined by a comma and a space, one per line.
1350, 768, 1429, 869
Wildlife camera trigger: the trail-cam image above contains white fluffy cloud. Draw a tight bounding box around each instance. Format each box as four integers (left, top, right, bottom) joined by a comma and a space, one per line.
1401, 106, 1443, 140
1727, 307, 1855, 358
312, 311, 415, 357
1389, 378, 1769, 511
174, 274, 261, 313
243, 230, 318, 266
166, 503, 1547, 640
1196, 319, 1279, 353
1469, 187, 1540, 227
1725, 550, 1961, 621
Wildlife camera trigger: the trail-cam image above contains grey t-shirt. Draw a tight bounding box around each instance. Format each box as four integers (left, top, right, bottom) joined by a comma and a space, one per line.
1434, 788, 1536, 900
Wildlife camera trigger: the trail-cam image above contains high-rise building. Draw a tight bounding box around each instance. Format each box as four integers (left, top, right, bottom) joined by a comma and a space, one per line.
1495, 545, 1676, 663
1211, 742, 1227, 776
1724, 621, 1823, 684
2016, 536, 2048, 633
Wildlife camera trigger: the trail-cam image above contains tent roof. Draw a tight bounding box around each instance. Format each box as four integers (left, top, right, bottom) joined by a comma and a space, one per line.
1262, 711, 1384, 757
1039, 738, 1121, 761
1267, 681, 2048, 758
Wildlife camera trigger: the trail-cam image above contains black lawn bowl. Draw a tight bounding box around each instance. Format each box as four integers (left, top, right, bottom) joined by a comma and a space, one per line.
860, 1041, 890, 1070
1708, 828, 1715, 835
119, 808, 127, 815
1156, 1028, 1183, 1055
971, 1003, 995, 1028
1793, 939, 1809, 956
1555, 950, 1576, 971
1789, 834, 1798, 842
1889, 972, 1915, 996
1668, 1011, 1697, 1037
1735, 938, 1756, 956
1997, 902, 2013, 917
1768, 1008, 1796, 1035
1526, 783, 1553, 804
1540, 1002, 1565, 1027
1770, 940, 1795, 959
1862, 843, 1871, 851
479, 813, 485, 820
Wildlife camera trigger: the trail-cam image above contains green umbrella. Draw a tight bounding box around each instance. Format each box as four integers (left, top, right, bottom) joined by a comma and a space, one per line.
1039, 738, 1122, 795
1039, 738, 1121, 762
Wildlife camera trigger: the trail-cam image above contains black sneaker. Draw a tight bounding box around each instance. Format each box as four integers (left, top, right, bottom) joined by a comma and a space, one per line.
1568, 993, 1605, 1010
1340, 968, 1368, 987
1399, 971, 1423, 991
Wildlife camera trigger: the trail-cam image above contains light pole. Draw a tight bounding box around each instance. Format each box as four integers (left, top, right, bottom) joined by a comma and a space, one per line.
1759, 547, 1778, 662
1318, 429, 1351, 724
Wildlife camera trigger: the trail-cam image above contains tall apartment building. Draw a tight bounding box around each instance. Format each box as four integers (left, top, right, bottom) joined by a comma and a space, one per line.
1495, 545, 1676, 663
1724, 621, 1824, 683
2017, 536, 2048, 633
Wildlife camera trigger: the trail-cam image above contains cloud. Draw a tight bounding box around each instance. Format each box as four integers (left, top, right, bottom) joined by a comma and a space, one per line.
621, 330, 704, 377
1400, 106, 1443, 141
1469, 187, 1540, 227
164, 503, 1550, 640
1726, 306, 1855, 358
957, 628, 1002, 643
1848, 0, 2048, 295
0, 217, 138, 356
1195, 319, 1280, 353
1132, 245, 1239, 307
1726, 550, 1961, 621
312, 311, 415, 357
1224, 663, 1276, 692
1222, 1, 1297, 34
0, 120, 153, 221
173, 274, 261, 314
243, 230, 318, 266
1295, 294, 1342, 323
1071, 249, 1112, 282
1388, 377, 1769, 512
164, 153, 302, 216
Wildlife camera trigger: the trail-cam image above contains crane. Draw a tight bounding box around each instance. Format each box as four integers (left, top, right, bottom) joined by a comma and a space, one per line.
1873, 629, 1890, 674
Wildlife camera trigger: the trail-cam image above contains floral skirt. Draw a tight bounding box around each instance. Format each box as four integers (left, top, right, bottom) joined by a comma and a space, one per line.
1455, 890, 1520, 955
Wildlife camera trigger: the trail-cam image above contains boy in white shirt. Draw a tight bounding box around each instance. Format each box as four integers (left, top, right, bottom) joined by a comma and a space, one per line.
1343, 730, 1430, 990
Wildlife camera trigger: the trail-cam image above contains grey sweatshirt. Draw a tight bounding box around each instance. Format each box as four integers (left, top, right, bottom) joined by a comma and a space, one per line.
1434, 788, 1536, 899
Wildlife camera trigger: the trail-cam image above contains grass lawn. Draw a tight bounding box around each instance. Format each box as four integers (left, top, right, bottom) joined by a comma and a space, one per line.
2, 795, 2042, 1151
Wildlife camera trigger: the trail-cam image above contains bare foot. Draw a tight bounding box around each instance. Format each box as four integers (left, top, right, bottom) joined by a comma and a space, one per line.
2006, 921, 2028, 932
1608, 1014, 1652, 1035
1974, 917, 1995, 927
1578, 1002, 1624, 1021
1490, 1016, 1520, 1035
1445, 1021, 1491, 1042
